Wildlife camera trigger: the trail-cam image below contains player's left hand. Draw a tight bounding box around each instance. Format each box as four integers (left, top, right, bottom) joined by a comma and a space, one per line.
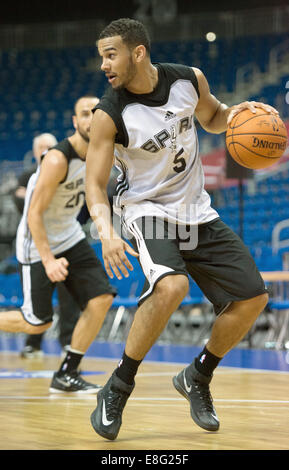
101, 236, 139, 280
227, 101, 279, 125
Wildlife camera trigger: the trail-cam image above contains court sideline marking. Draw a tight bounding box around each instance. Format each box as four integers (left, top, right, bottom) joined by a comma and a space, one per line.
0, 396, 288, 405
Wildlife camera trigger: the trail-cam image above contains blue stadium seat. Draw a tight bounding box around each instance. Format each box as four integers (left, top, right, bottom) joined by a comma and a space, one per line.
1, 33, 288, 161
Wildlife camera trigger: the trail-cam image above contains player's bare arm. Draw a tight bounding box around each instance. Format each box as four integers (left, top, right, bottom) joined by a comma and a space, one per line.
15, 186, 27, 199
27, 150, 69, 282
193, 67, 279, 132
86, 109, 138, 280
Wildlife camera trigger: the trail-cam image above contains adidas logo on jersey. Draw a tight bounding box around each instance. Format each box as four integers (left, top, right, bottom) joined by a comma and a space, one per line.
141, 114, 193, 153
165, 110, 176, 121
150, 268, 156, 278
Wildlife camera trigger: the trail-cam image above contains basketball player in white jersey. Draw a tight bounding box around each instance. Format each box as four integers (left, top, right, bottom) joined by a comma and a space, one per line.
86, 18, 278, 439
0, 96, 116, 393
14, 132, 81, 358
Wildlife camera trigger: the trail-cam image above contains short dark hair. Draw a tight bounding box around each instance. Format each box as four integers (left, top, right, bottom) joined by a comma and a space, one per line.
73, 95, 99, 114
99, 18, 151, 54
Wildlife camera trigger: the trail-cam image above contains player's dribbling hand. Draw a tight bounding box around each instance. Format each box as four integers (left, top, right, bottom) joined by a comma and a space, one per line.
227, 101, 279, 125
102, 237, 139, 280
44, 257, 69, 283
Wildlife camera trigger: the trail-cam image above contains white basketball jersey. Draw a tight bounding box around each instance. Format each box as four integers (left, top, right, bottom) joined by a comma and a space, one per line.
16, 139, 86, 264
94, 63, 218, 227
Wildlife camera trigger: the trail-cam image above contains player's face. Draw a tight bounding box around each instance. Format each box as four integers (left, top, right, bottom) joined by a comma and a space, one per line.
74, 97, 99, 142
98, 36, 137, 90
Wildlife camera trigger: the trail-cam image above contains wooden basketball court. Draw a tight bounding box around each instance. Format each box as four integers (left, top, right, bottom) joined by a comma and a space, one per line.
0, 345, 289, 451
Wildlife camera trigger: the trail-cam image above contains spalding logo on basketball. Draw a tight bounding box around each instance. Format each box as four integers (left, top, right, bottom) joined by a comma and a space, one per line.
226, 108, 288, 169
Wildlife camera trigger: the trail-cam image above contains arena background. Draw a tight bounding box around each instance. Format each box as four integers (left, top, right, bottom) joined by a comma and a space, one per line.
0, 0, 289, 387
1, 0, 289, 453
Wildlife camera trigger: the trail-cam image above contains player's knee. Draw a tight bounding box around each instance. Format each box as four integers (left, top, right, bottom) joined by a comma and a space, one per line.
23, 321, 51, 335
234, 292, 269, 317
87, 293, 114, 312
251, 292, 269, 312
155, 274, 189, 301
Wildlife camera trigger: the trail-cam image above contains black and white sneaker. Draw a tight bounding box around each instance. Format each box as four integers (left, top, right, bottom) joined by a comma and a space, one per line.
20, 345, 43, 358
49, 370, 102, 394
90, 371, 134, 440
173, 364, 219, 431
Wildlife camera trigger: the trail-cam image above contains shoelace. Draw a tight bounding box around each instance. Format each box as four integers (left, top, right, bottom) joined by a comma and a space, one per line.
69, 376, 83, 385
105, 389, 128, 421
64, 373, 88, 387
192, 381, 214, 413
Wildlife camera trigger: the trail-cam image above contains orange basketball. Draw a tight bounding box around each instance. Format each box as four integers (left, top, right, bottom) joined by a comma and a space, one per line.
226, 108, 288, 169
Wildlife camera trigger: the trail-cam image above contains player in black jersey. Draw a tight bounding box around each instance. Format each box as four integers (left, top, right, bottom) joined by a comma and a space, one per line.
0, 96, 116, 393
86, 18, 277, 439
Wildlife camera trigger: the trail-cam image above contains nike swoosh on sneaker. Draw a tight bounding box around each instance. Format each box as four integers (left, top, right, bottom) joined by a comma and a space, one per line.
102, 400, 114, 426
56, 378, 72, 388
183, 370, 192, 393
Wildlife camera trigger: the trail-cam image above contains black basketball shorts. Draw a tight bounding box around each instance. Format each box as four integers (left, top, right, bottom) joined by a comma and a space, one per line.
127, 216, 267, 315
19, 238, 116, 326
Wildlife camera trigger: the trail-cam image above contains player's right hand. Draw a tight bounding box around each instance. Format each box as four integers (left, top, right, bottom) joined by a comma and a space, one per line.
44, 257, 69, 283
101, 237, 139, 280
